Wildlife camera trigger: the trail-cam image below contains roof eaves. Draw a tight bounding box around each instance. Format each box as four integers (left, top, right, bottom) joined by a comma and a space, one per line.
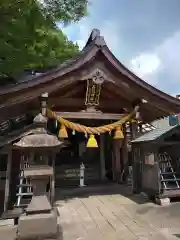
101, 46, 180, 108
0, 40, 97, 95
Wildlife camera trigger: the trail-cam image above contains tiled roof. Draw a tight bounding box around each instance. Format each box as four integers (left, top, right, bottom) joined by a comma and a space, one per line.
131, 125, 177, 143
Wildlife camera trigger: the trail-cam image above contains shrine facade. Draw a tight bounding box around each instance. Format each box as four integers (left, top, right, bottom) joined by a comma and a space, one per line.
0, 29, 180, 216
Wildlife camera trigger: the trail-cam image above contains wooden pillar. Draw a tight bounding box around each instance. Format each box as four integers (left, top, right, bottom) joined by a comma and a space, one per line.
8, 149, 21, 209
51, 153, 55, 206
139, 123, 143, 134
29, 152, 34, 165
100, 135, 106, 181
121, 124, 129, 182
122, 124, 128, 165
4, 147, 12, 212
112, 139, 121, 182
131, 122, 138, 140
130, 122, 140, 192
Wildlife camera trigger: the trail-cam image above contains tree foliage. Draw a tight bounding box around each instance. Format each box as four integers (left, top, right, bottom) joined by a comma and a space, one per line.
39, 0, 88, 23
0, 0, 88, 78
27, 27, 79, 70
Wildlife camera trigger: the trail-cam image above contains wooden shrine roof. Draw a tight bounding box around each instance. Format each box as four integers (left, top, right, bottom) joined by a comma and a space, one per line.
0, 29, 180, 124
132, 124, 180, 144
132, 125, 176, 143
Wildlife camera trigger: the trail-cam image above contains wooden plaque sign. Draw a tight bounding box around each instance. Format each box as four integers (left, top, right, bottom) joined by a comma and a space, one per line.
145, 153, 155, 165
85, 79, 101, 106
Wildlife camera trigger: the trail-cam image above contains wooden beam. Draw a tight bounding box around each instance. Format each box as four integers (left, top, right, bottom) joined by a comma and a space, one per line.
55, 111, 125, 120
102, 84, 133, 102
156, 141, 180, 146
48, 97, 130, 109
49, 97, 83, 107
100, 135, 106, 180
60, 84, 84, 98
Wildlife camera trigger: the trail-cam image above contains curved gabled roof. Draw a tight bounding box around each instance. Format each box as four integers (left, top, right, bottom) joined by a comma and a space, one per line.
0, 28, 180, 121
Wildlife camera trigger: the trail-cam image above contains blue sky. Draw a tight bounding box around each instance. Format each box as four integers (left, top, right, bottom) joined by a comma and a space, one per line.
60, 0, 180, 96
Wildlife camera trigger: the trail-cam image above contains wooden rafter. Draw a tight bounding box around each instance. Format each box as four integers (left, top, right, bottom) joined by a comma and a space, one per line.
48, 97, 130, 110
101, 87, 133, 106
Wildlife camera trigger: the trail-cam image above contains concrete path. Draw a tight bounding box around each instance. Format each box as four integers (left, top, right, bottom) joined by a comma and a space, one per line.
56, 184, 176, 240
1, 184, 180, 239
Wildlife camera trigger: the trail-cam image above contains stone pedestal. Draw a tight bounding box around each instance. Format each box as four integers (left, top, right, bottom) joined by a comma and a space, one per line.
17, 165, 59, 240
18, 209, 58, 240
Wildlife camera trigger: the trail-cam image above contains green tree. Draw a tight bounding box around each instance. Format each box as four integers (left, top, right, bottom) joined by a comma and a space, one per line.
26, 27, 79, 70
38, 0, 88, 23
0, 0, 88, 78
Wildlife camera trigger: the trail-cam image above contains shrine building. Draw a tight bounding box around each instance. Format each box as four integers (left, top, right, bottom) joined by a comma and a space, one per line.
0, 29, 180, 216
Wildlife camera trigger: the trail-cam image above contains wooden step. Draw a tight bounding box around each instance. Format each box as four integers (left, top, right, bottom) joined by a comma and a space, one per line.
16, 192, 33, 196
14, 203, 28, 208
163, 187, 180, 190
17, 184, 32, 187
161, 179, 180, 182
161, 172, 176, 175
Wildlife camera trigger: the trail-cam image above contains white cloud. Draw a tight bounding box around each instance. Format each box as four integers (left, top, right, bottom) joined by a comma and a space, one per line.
130, 53, 161, 84
75, 24, 90, 49
158, 31, 180, 80
99, 21, 119, 52
130, 30, 180, 88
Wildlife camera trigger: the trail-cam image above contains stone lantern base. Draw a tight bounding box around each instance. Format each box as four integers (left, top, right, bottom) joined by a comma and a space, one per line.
17, 208, 58, 240
17, 166, 59, 240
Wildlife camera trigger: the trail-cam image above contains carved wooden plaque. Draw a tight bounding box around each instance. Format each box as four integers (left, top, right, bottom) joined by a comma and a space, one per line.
84, 68, 105, 107
85, 79, 101, 106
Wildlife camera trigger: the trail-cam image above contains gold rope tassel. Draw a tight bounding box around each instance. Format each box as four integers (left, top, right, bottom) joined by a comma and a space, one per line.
58, 124, 68, 138
114, 126, 124, 139
86, 134, 98, 148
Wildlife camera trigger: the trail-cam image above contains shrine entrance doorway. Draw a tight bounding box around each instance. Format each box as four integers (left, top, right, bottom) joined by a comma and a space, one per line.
54, 122, 113, 188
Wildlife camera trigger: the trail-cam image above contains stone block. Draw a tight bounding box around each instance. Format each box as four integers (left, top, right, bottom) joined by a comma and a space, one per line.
17, 209, 58, 240
155, 197, 170, 206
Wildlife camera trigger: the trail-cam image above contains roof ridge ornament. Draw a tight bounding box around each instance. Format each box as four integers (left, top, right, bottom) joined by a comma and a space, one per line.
91, 68, 105, 85
91, 29, 100, 40
85, 28, 106, 48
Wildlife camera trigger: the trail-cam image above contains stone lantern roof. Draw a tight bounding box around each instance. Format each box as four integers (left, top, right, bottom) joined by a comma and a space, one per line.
13, 133, 62, 149
13, 113, 64, 150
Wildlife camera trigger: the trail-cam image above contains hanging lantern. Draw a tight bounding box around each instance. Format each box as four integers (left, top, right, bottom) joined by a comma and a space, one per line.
58, 124, 68, 139
114, 126, 124, 139
86, 134, 98, 148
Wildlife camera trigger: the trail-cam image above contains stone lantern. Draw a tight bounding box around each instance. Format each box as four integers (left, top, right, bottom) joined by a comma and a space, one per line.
14, 113, 64, 240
